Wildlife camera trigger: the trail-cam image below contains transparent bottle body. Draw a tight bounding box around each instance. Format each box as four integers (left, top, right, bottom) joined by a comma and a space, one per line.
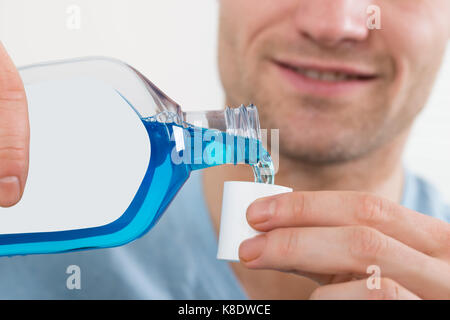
0, 57, 272, 257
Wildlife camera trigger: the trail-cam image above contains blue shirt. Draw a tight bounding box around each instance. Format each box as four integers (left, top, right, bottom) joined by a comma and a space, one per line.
0, 170, 448, 299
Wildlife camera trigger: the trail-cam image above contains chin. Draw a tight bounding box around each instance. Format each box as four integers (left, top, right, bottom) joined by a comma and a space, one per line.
281, 145, 365, 165
277, 128, 375, 164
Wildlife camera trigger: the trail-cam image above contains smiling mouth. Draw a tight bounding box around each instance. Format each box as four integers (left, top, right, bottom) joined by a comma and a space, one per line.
272, 59, 379, 96
275, 60, 378, 83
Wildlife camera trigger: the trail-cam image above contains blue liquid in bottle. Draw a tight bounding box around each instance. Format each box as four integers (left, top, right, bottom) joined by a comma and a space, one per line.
0, 111, 274, 256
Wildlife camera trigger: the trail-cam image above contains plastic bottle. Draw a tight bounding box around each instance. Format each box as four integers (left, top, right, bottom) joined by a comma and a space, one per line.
0, 57, 273, 257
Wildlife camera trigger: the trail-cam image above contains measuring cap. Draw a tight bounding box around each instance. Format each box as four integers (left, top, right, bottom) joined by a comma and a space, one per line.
217, 181, 293, 262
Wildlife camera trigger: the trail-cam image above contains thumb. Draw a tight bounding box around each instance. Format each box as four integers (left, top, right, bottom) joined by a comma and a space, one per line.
0, 42, 30, 207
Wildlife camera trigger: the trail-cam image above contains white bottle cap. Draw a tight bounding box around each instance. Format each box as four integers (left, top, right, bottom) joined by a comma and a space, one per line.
216, 181, 293, 262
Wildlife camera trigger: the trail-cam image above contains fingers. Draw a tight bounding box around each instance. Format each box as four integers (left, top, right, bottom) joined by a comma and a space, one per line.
239, 226, 450, 299
309, 278, 421, 300
0, 42, 30, 207
247, 191, 450, 258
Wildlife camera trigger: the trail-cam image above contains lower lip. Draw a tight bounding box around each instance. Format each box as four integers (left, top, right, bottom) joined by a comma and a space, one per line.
274, 62, 377, 97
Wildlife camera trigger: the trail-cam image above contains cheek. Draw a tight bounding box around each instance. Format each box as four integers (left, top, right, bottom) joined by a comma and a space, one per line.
219, 0, 285, 52
218, 0, 296, 103
217, 1, 249, 102
380, 2, 448, 73
377, 3, 448, 114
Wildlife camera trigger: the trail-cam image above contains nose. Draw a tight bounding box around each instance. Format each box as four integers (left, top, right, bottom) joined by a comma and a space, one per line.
293, 0, 371, 47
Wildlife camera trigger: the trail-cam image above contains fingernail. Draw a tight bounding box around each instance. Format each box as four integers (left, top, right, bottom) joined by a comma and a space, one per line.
247, 198, 276, 225
0, 176, 21, 207
239, 234, 266, 262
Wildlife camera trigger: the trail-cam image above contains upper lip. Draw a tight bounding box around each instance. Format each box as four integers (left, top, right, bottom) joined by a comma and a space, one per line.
272, 58, 379, 79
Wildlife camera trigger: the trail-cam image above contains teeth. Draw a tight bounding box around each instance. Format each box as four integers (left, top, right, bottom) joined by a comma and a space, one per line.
335, 73, 349, 81
322, 72, 337, 81
294, 67, 356, 82
304, 70, 321, 80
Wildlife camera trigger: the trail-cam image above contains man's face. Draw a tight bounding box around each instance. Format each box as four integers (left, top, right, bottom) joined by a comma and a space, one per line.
218, 0, 450, 163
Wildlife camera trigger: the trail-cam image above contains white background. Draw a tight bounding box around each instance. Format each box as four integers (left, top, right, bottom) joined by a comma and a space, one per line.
1, 0, 449, 201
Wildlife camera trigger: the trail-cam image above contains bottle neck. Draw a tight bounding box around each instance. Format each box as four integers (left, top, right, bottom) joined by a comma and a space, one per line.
181, 104, 274, 184
181, 104, 261, 141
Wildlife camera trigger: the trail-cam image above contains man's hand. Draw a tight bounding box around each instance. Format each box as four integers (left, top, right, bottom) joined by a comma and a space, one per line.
239, 191, 450, 299
0, 42, 29, 207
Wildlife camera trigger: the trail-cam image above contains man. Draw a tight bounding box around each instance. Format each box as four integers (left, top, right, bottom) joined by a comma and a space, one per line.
0, 0, 449, 299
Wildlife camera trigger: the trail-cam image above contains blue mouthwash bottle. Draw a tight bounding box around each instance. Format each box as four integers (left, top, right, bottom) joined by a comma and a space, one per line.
0, 57, 274, 257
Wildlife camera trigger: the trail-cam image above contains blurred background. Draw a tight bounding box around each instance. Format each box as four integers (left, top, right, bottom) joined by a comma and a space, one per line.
1, 0, 449, 201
